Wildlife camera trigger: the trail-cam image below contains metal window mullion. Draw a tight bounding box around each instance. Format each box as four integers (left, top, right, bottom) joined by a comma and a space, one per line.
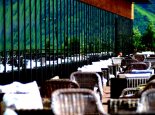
103, 11, 105, 53
66, 0, 68, 64
24, 0, 27, 75
115, 15, 118, 55
92, 7, 97, 55
109, 13, 111, 51
76, 0, 79, 63
73, 0, 75, 61
97, 8, 99, 54
86, 5, 88, 56
17, 0, 20, 79
69, 0, 71, 61
86, 5, 89, 54
82, 3, 85, 59
99, 9, 101, 54
88, 5, 91, 55
56, 0, 58, 67
74, 1, 78, 62
83, 4, 85, 60
95, 7, 97, 56
35, 0, 38, 78
63, 0, 65, 65
100, 9, 103, 53
90, 5, 92, 55
11, 0, 14, 78
52, 0, 55, 71
3, 0, 6, 73
85, 4, 87, 59
86, 5, 88, 55
105, 11, 107, 53
40, 0, 43, 80
100, 9, 102, 53
87, 5, 89, 55
102, 11, 104, 53
73, 0, 76, 61
111, 13, 113, 53
48, 0, 51, 74
93, 8, 95, 56
83, 3, 86, 60
111, 14, 113, 52
98, 9, 100, 53
78, 2, 80, 57
44, 0, 47, 79
88, 5, 90, 55
78, 1, 81, 61
59, 0, 62, 76
75, 0, 78, 63
29, 0, 32, 80
90, 6, 92, 55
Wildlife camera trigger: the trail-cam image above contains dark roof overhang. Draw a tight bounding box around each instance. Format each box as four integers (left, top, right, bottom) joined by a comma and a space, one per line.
128, 0, 151, 4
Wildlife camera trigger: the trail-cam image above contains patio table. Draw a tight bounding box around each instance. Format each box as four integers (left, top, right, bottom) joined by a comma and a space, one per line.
111, 72, 152, 98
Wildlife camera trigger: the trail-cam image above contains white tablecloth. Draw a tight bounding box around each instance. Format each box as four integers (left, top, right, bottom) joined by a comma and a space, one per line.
1, 81, 43, 111
119, 73, 151, 78
130, 69, 154, 75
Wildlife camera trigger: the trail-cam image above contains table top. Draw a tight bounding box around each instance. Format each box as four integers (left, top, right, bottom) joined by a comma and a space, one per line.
118, 73, 151, 78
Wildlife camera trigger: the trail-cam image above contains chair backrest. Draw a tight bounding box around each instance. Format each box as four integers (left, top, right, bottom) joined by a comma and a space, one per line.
51, 88, 106, 115
70, 71, 103, 100
123, 62, 148, 73
121, 58, 139, 67
39, 79, 79, 98
137, 89, 155, 112
133, 54, 145, 62
120, 58, 139, 73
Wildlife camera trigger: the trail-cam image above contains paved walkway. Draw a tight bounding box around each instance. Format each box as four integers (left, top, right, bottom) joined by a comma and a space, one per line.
102, 86, 110, 113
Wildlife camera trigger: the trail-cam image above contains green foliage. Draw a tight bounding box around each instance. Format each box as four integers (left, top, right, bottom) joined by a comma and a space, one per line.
134, 4, 155, 33
134, 3, 155, 51
133, 22, 155, 51
133, 27, 144, 50
141, 22, 155, 50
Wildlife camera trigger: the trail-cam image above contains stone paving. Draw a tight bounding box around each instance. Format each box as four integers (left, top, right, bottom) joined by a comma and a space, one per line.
102, 86, 110, 113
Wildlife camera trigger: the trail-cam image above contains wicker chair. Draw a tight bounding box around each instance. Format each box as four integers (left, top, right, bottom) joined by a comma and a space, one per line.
39, 79, 79, 109
40, 79, 79, 99
120, 58, 139, 73
108, 98, 139, 114
70, 71, 103, 101
133, 54, 145, 62
137, 88, 155, 113
119, 79, 155, 99
51, 88, 106, 115
122, 62, 148, 73
119, 87, 140, 98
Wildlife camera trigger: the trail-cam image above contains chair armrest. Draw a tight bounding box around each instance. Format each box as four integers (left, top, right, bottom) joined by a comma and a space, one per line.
119, 88, 139, 98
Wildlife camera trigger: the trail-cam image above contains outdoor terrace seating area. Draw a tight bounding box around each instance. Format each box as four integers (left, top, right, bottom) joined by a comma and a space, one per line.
0, 0, 153, 114
0, 51, 155, 114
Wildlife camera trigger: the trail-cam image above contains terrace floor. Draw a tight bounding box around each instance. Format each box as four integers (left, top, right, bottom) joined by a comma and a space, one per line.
102, 86, 110, 113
